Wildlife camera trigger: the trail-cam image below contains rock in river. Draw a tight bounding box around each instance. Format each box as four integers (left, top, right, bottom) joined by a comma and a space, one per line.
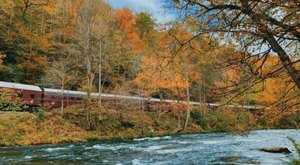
259, 147, 292, 154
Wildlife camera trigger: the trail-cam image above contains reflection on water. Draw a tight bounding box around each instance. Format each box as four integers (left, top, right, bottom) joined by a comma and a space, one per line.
1, 129, 300, 165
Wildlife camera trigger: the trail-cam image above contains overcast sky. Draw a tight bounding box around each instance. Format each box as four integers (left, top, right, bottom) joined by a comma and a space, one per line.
106, 0, 176, 23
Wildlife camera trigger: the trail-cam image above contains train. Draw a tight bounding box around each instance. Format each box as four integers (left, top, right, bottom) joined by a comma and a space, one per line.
0, 81, 187, 111
0, 81, 260, 111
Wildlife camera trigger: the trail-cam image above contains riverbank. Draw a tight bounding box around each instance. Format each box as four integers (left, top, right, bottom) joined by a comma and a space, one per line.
0, 106, 198, 146
0, 106, 298, 146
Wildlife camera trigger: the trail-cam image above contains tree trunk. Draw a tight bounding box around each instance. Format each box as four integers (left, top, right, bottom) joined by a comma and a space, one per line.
84, 9, 92, 129
240, 0, 300, 90
158, 91, 163, 121
183, 64, 190, 131
139, 87, 145, 134
98, 43, 102, 107
61, 80, 64, 115
86, 69, 94, 129
265, 35, 300, 89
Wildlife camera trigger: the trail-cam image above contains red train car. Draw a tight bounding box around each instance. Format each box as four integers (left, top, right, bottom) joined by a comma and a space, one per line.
2, 81, 255, 112
0, 81, 91, 109
43, 88, 85, 107
0, 81, 43, 107
0, 81, 183, 111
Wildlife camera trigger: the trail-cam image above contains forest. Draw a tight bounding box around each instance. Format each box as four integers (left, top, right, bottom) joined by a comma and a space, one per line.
0, 0, 299, 132
2, 1, 300, 164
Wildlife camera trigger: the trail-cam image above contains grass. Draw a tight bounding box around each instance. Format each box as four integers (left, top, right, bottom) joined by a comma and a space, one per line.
1, 105, 300, 146
0, 106, 202, 146
0, 111, 89, 146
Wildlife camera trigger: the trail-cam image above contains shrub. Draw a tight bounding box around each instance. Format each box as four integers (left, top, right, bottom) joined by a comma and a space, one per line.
0, 89, 23, 111
289, 137, 300, 165
37, 110, 46, 121
191, 107, 256, 132
190, 108, 208, 127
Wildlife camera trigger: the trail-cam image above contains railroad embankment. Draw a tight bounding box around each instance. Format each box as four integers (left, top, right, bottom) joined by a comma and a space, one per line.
0, 105, 299, 146
0, 106, 196, 146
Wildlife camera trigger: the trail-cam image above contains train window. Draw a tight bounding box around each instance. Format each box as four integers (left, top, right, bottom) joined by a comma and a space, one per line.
18, 92, 23, 98
30, 94, 35, 99
71, 97, 74, 100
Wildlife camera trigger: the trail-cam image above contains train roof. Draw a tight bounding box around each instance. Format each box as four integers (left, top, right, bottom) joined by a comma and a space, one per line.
43, 89, 148, 101
0, 81, 41, 91
44, 88, 87, 95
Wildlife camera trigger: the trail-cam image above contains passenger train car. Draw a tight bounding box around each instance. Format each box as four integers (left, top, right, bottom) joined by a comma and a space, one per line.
0, 81, 260, 111
0, 81, 174, 110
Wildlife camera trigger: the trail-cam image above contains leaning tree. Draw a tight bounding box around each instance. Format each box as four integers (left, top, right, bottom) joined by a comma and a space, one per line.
168, 0, 299, 106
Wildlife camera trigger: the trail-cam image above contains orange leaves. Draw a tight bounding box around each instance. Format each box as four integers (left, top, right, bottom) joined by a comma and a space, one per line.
43, 5, 55, 15
251, 76, 292, 105
245, 55, 299, 108
134, 68, 188, 92
226, 65, 240, 83
127, 31, 145, 54
37, 36, 49, 50
127, 32, 138, 40
156, 71, 187, 89
133, 55, 188, 93
114, 8, 135, 33
260, 56, 279, 75
114, 8, 146, 55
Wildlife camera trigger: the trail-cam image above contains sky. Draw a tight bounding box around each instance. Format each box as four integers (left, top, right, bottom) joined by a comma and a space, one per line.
106, 0, 176, 23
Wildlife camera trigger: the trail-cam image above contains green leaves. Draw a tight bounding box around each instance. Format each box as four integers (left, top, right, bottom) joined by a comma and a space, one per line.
0, 89, 23, 111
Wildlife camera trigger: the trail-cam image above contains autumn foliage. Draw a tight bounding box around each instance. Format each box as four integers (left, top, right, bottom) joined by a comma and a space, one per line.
1, 0, 300, 132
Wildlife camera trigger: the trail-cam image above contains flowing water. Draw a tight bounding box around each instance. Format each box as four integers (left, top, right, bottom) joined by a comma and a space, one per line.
1, 129, 300, 165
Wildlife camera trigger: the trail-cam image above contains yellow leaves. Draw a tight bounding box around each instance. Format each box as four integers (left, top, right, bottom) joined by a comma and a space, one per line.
0, 111, 91, 146
247, 56, 293, 104
0, 0, 15, 16
189, 65, 201, 80
114, 32, 123, 43
156, 72, 187, 89
261, 79, 282, 103
43, 5, 55, 15
0, 52, 5, 65
226, 65, 240, 83
63, 27, 76, 40
37, 36, 49, 50
16, 52, 49, 84
133, 53, 188, 96
259, 55, 279, 75
177, 29, 193, 43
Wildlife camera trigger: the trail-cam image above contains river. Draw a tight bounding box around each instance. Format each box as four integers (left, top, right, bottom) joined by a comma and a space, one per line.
1, 129, 300, 165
